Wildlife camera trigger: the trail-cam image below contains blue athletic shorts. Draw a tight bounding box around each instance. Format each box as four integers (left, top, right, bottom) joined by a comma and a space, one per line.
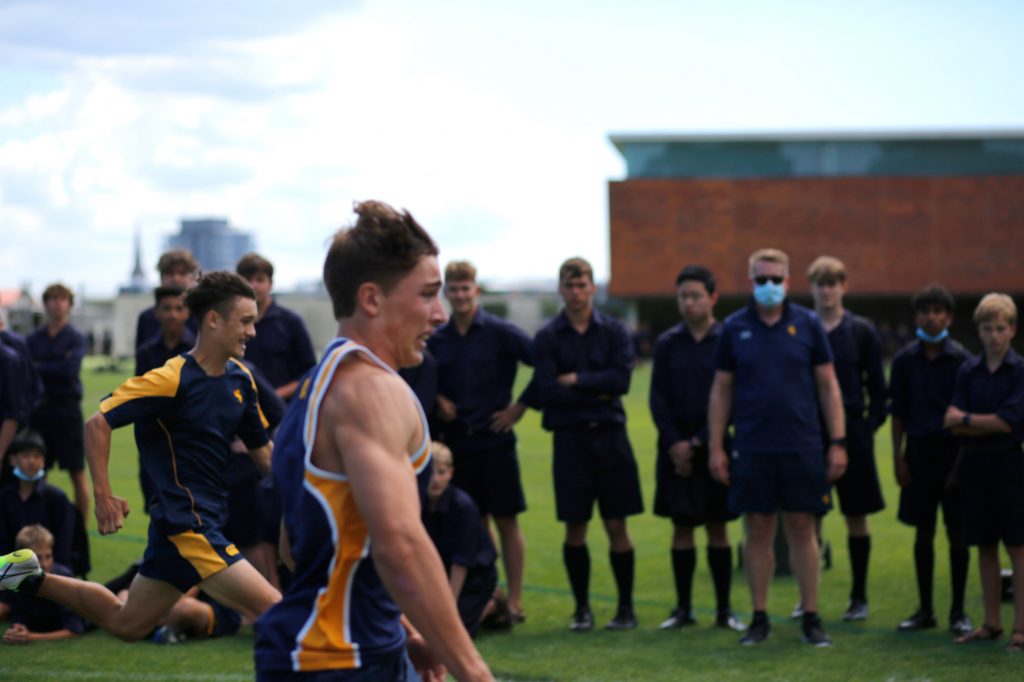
897, 435, 962, 531
449, 437, 526, 519
139, 523, 244, 593
728, 449, 832, 515
959, 445, 1024, 546
256, 649, 416, 682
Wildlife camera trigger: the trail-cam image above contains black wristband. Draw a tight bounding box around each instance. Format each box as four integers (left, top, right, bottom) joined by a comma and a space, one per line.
830, 437, 848, 447
962, 413, 971, 427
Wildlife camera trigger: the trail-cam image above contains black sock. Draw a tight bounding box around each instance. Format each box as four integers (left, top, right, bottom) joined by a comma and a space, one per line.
848, 535, 871, 602
17, 571, 44, 596
707, 545, 733, 612
950, 547, 969, 615
802, 611, 821, 627
563, 543, 590, 612
752, 610, 769, 625
671, 548, 696, 612
913, 542, 935, 614
610, 549, 635, 612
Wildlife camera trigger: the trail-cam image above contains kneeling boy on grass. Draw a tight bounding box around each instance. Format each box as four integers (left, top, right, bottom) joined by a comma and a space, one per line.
422, 442, 500, 637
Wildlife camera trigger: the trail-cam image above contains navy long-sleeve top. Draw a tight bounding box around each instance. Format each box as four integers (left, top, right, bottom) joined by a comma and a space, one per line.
828, 312, 887, 431
532, 309, 634, 431
427, 307, 538, 441
27, 324, 87, 403
649, 321, 722, 450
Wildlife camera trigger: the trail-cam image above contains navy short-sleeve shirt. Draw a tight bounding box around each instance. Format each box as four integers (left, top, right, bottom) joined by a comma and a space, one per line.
715, 300, 833, 453
889, 338, 969, 439
950, 349, 1024, 449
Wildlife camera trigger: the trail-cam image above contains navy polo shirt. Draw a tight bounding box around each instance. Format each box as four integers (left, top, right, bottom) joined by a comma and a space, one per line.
400, 349, 439, 419
27, 324, 87, 403
533, 309, 634, 431
135, 307, 199, 350
135, 327, 196, 375
0, 479, 75, 567
649, 321, 722, 449
427, 307, 538, 442
715, 300, 833, 453
828, 312, 887, 429
244, 300, 317, 391
422, 485, 497, 572
950, 349, 1024, 450
889, 338, 969, 439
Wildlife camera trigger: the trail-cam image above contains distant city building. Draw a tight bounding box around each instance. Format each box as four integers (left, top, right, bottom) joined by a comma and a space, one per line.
166, 218, 255, 273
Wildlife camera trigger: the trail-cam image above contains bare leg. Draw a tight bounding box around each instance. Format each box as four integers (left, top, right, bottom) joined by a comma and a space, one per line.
239, 542, 281, 591
745, 514, 776, 612
1007, 546, 1024, 635
784, 512, 820, 614
672, 524, 695, 551
493, 515, 525, 616
846, 515, 868, 536
199, 558, 280, 622
163, 595, 215, 638
69, 469, 90, 529
977, 545, 1003, 631
38, 572, 182, 642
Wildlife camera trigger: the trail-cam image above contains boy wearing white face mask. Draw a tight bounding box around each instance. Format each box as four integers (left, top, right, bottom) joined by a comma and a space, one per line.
0, 431, 77, 619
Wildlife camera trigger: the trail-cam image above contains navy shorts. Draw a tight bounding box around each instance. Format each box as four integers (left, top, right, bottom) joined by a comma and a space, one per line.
728, 449, 832, 515
897, 435, 962, 531
552, 423, 644, 524
140, 523, 244, 593
832, 417, 885, 517
958, 445, 1024, 546
457, 564, 498, 637
32, 403, 84, 472
653, 444, 735, 526
448, 435, 526, 518
198, 590, 242, 638
257, 649, 414, 682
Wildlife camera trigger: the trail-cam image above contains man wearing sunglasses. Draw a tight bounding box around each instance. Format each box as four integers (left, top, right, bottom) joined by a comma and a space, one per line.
708, 248, 847, 647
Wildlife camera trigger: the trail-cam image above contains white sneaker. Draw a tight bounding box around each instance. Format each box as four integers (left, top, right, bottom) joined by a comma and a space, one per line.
0, 549, 42, 591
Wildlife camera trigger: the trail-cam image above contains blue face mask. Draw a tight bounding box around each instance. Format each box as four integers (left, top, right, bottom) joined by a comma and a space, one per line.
753, 282, 786, 308
916, 327, 949, 344
13, 466, 45, 483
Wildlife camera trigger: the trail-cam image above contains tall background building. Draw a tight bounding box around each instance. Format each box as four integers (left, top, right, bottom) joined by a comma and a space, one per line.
166, 218, 255, 273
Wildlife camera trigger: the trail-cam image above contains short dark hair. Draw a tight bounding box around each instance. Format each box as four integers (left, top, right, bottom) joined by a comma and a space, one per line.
323, 200, 439, 319
185, 271, 256, 323
558, 257, 593, 283
236, 253, 274, 280
912, 284, 955, 314
153, 285, 186, 306
42, 283, 74, 305
675, 264, 716, 294
9, 429, 46, 458
156, 249, 199, 276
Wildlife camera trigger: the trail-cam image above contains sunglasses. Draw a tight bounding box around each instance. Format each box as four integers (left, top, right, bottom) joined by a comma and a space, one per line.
753, 275, 785, 285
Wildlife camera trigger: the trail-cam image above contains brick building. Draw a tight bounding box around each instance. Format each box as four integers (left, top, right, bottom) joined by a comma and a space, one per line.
608, 131, 1024, 353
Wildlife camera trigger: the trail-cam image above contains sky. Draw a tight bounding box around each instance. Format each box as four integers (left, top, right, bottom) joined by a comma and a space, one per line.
1, 0, 1022, 297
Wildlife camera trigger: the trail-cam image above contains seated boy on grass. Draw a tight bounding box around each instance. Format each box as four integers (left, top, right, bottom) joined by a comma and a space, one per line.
422, 442, 500, 637
2, 524, 85, 644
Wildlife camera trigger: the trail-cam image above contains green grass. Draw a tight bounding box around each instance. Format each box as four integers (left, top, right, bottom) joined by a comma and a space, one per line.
3, 357, 1023, 680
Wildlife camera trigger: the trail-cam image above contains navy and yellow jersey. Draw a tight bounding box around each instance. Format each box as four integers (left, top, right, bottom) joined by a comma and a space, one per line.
100, 354, 269, 534
256, 337, 432, 674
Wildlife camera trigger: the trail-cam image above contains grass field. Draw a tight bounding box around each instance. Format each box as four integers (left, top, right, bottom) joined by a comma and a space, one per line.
3, 356, 1023, 681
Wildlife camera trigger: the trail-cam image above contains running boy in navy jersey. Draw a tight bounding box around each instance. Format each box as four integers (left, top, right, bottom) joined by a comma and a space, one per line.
0, 272, 280, 642
890, 285, 972, 636
255, 201, 491, 681
944, 294, 1024, 648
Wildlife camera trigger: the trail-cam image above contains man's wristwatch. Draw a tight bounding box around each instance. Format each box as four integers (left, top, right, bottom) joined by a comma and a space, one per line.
830, 437, 848, 447
689, 436, 702, 449
962, 413, 971, 427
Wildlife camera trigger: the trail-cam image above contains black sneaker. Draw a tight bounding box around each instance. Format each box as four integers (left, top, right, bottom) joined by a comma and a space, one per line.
739, 615, 770, 645
605, 607, 638, 631
897, 609, 937, 631
659, 607, 696, 629
569, 607, 594, 633
842, 599, 869, 622
949, 611, 974, 637
716, 609, 747, 632
801, 615, 833, 647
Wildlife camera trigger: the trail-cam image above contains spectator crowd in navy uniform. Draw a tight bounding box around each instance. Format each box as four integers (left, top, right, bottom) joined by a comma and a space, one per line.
5, 237, 1024, 663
